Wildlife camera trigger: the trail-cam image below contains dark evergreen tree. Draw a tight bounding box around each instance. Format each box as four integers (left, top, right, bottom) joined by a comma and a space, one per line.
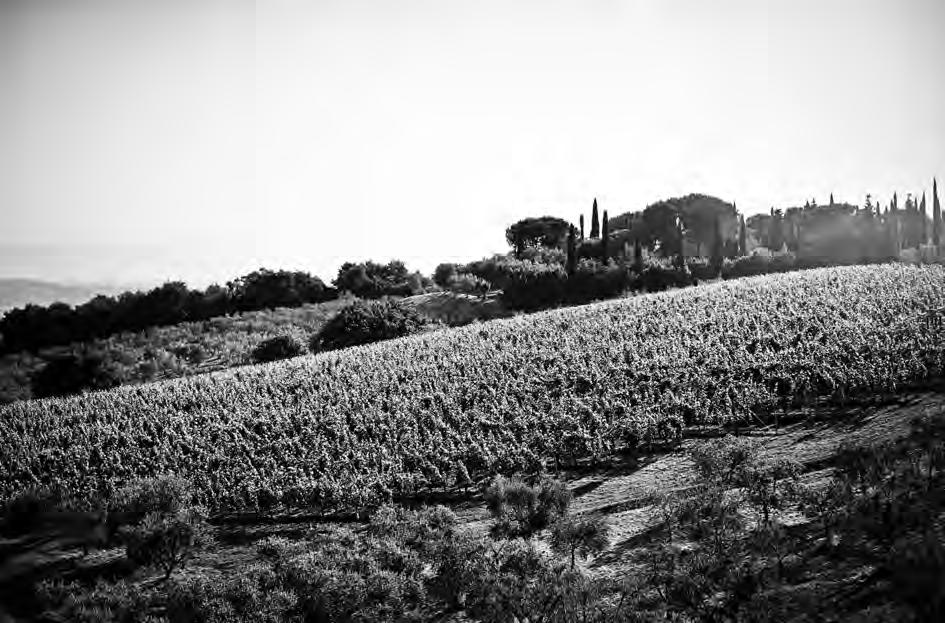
590, 199, 600, 239
829, 192, 835, 205
710, 215, 724, 272
934, 178, 942, 250
579, 214, 585, 240
634, 238, 643, 269
601, 210, 610, 262
738, 214, 747, 256
920, 192, 928, 244
566, 225, 577, 275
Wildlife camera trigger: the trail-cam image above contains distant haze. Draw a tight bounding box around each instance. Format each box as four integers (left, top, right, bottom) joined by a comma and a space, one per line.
2, 0, 944, 289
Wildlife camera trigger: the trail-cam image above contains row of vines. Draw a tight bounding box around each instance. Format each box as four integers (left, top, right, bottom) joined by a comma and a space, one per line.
1, 265, 943, 512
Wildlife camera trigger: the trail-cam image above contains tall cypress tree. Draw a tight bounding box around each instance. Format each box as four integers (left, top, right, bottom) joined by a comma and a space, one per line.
590, 199, 600, 239
829, 193, 835, 205
634, 238, 643, 269
920, 192, 928, 244
579, 214, 585, 240
601, 210, 609, 262
566, 225, 577, 275
738, 214, 747, 257
934, 178, 942, 250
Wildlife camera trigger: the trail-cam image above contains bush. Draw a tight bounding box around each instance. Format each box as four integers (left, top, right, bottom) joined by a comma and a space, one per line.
309, 300, 429, 353
722, 253, 797, 280
447, 273, 491, 298
635, 265, 694, 293
485, 476, 571, 538
30, 351, 125, 399
687, 258, 720, 281
433, 263, 460, 288
109, 475, 195, 533
121, 507, 210, 579
565, 259, 634, 304
251, 335, 304, 363
496, 261, 569, 311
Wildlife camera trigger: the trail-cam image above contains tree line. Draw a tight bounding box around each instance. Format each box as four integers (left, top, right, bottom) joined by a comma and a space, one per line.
4, 180, 942, 355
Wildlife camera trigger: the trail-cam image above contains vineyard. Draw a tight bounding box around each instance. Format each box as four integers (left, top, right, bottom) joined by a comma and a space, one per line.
1, 265, 943, 513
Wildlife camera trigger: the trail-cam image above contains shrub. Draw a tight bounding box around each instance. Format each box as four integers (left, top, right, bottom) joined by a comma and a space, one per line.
447, 273, 491, 298
309, 300, 429, 353
496, 261, 569, 311
433, 263, 460, 288
721, 253, 796, 280
635, 265, 694, 293
30, 351, 125, 399
687, 258, 720, 281
485, 476, 571, 538
109, 475, 195, 537
121, 507, 210, 579
565, 259, 634, 304
251, 335, 304, 363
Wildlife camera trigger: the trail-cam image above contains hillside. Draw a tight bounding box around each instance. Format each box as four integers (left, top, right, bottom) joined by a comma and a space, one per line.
0, 291, 510, 404
2, 264, 943, 512
3, 387, 942, 621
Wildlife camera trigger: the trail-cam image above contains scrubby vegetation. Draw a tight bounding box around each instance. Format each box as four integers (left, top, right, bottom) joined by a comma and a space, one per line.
309, 299, 431, 353
7, 405, 944, 622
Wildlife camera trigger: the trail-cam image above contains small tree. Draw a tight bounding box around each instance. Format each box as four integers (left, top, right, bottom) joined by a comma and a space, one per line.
550, 514, 609, 569
579, 214, 585, 240
590, 199, 600, 239
121, 507, 209, 580
485, 476, 571, 538
433, 263, 459, 288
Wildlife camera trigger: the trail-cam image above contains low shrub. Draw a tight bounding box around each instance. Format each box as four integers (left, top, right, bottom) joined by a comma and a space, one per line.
484, 475, 571, 538
30, 351, 125, 399
251, 335, 304, 363
309, 300, 429, 353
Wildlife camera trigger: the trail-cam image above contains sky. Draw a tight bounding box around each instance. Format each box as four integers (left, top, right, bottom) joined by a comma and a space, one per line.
1, 0, 944, 288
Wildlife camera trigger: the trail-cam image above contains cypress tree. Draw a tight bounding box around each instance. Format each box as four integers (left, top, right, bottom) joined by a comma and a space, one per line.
920, 192, 928, 244
738, 214, 747, 256
566, 225, 577, 275
579, 214, 585, 240
829, 193, 834, 205
601, 210, 609, 262
934, 178, 942, 250
590, 199, 600, 239
634, 238, 643, 269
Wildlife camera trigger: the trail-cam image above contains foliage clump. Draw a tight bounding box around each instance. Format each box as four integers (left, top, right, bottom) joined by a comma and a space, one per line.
250, 335, 304, 363
309, 299, 430, 353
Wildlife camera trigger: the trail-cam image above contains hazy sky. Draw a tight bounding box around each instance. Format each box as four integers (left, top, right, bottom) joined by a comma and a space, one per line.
2, 0, 944, 287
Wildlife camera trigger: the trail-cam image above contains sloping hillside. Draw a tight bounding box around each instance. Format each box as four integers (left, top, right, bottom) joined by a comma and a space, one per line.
1, 265, 943, 512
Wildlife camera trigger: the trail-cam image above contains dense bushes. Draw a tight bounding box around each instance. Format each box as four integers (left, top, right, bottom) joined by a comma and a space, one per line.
251, 335, 305, 363
309, 299, 430, 352
333, 260, 429, 298
0, 270, 335, 355
30, 351, 126, 399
